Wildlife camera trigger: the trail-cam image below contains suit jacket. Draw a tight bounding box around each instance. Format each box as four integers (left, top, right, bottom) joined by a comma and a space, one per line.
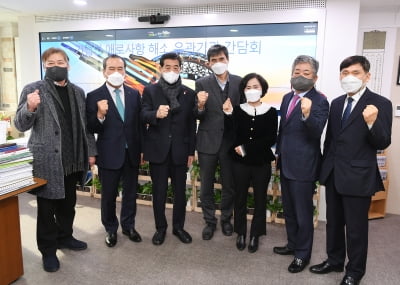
276, 87, 329, 182
86, 83, 142, 169
194, 73, 242, 154
141, 83, 196, 165
14, 80, 97, 199
319, 88, 392, 196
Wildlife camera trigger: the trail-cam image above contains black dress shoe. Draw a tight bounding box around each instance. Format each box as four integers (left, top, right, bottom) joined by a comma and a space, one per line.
122, 228, 142, 243
248, 236, 259, 253
105, 232, 117, 247
152, 230, 166, 245
309, 260, 344, 274
173, 229, 192, 244
221, 221, 233, 236
42, 255, 60, 272
202, 224, 216, 240
288, 257, 309, 273
58, 237, 87, 250
236, 235, 246, 251
273, 245, 294, 255
340, 275, 360, 285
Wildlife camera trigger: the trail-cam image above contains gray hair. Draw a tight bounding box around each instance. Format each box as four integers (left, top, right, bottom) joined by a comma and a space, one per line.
291, 55, 319, 75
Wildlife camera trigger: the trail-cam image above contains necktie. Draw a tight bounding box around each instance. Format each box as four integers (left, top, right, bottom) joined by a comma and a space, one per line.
286, 94, 300, 118
341, 97, 354, 125
114, 89, 124, 121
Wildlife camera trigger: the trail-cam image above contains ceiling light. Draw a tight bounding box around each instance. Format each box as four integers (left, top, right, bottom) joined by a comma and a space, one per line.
74, 0, 87, 6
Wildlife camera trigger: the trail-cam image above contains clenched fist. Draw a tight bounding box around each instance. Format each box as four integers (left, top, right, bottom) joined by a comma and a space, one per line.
197, 91, 209, 110
97, 99, 108, 119
157, 105, 170, 119
27, 89, 41, 112
300, 97, 312, 119
363, 104, 378, 125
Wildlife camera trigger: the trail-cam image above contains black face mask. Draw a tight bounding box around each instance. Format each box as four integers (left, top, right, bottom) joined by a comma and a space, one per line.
290, 76, 315, 92
45, 66, 68, 82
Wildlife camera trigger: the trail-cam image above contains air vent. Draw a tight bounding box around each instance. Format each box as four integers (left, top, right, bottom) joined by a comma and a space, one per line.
35, 1, 325, 22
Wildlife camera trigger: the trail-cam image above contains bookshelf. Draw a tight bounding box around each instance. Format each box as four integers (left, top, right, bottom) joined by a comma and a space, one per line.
368, 150, 389, 219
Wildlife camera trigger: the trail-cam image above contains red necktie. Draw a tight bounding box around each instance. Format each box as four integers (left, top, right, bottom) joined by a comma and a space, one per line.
286, 95, 300, 118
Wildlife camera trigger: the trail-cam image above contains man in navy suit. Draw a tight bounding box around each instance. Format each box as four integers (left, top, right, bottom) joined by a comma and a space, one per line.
86, 54, 142, 247
273, 55, 329, 273
141, 52, 196, 246
310, 56, 392, 285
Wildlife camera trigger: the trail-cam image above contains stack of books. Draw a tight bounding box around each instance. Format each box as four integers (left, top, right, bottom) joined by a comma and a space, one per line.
0, 142, 35, 195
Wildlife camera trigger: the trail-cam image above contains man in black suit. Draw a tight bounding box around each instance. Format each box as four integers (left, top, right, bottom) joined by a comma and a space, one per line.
309, 55, 392, 285
141, 52, 196, 245
273, 55, 329, 273
86, 54, 142, 247
195, 44, 241, 240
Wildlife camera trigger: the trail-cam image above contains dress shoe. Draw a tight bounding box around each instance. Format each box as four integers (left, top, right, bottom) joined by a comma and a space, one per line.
105, 232, 117, 247
152, 230, 166, 245
173, 228, 192, 244
202, 224, 216, 240
288, 257, 309, 273
309, 260, 344, 274
236, 235, 246, 251
221, 221, 233, 236
58, 237, 87, 250
122, 228, 142, 243
42, 255, 60, 272
340, 275, 360, 285
273, 245, 294, 255
248, 236, 259, 253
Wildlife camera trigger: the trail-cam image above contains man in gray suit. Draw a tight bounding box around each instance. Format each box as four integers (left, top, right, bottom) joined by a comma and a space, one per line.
195, 44, 241, 240
14, 47, 96, 272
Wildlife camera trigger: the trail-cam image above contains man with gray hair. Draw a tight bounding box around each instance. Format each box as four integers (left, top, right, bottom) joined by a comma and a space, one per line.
273, 55, 329, 273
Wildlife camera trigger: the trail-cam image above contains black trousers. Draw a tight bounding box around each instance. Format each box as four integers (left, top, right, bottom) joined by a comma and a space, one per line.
198, 138, 235, 226
325, 174, 371, 280
36, 172, 81, 257
280, 173, 315, 261
150, 151, 187, 231
99, 153, 139, 233
233, 162, 270, 237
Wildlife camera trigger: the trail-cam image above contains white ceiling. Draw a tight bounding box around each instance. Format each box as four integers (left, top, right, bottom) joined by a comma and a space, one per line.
0, 0, 399, 24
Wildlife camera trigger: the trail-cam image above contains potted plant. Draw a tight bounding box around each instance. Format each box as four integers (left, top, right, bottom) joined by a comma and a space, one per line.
139, 162, 150, 176
92, 175, 102, 194
166, 184, 174, 204
247, 193, 255, 215
272, 173, 281, 192
266, 195, 273, 218
190, 159, 200, 182
185, 187, 193, 208
140, 181, 153, 201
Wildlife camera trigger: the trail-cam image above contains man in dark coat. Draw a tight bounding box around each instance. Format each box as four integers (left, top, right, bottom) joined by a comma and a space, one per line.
310, 55, 392, 285
141, 52, 196, 246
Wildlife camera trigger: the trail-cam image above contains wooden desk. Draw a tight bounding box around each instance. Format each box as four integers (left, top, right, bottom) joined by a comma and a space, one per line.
0, 178, 47, 285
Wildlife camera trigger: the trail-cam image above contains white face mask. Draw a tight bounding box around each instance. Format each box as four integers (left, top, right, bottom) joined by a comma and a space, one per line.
211, 62, 228, 75
244, 89, 262, 103
107, 72, 125, 87
341, 75, 364, 94
162, 71, 180, 84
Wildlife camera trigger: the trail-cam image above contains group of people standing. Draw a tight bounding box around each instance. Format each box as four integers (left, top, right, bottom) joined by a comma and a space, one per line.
15, 44, 392, 285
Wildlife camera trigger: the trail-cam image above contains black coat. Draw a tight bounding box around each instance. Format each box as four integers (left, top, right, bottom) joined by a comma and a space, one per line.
141, 83, 196, 165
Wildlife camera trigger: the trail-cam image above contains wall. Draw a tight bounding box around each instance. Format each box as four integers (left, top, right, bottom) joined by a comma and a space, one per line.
359, 9, 400, 215
15, 0, 367, 219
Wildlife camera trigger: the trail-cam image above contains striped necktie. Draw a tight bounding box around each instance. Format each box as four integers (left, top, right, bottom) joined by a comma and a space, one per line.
114, 89, 124, 121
